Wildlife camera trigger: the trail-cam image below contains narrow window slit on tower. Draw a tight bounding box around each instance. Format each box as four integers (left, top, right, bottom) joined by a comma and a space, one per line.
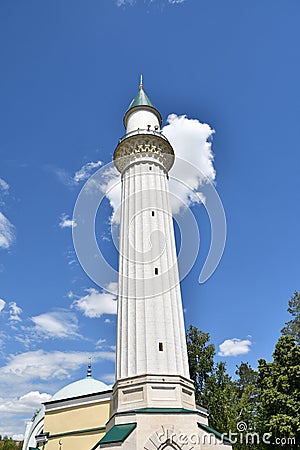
154, 267, 159, 275
152, 211, 155, 217
149, 166, 152, 170
159, 342, 163, 351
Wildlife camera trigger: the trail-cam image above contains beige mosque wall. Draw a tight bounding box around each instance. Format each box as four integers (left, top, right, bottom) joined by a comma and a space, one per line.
44, 400, 111, 433
44, 431, 105, 450
43, 399, 111, 450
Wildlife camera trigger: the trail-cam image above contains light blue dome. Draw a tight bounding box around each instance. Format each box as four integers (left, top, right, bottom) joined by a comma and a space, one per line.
51, 377, 110, 401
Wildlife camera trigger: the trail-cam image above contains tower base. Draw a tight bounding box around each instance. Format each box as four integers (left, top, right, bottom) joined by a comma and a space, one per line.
95, 408, 232, 449
93, 375, 232, 449
112, 374, 196, 412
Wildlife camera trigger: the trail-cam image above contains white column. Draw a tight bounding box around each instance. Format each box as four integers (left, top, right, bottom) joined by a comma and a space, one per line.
116, 156, 190, 380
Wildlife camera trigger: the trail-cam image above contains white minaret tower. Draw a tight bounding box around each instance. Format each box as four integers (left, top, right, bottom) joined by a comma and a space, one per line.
115, 76, 190, 384
98, 79, 231, 450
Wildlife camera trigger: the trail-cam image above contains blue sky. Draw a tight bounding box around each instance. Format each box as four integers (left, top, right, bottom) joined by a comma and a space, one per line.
0, 0, 299, 438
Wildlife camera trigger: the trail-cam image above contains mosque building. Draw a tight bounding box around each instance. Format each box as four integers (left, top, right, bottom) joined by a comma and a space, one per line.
22, 362, 112, 450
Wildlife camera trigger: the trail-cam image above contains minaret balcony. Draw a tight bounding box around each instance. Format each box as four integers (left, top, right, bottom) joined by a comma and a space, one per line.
118, 127, 169, 145
114, 130, 174, 174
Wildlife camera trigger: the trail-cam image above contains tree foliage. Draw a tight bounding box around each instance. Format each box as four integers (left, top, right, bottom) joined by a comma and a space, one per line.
0, 439, 23, 450
203, 361, 237, 433
234, 362, 258, 429
186, 325, 215, 404
187, 326, 240, 434
281, 291, 300, 344
257, 335, 300, 448
187, 291, 299, 449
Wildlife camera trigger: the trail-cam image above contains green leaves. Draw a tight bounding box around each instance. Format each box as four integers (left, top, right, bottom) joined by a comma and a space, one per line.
281, 291, 300, 344
257, 335, 300, 448
204, 361, 237, 434
0, 439, 22, 450
186, 326, 215, 404
186, 291, 300, 449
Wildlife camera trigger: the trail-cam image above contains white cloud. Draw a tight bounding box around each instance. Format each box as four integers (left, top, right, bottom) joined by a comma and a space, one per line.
0, 212, 15, 249
0, 178, 9, 209
64, 249, 78, 268
96, 166, 121, 224
164, 114, 215, 214
51, 161, 103, 187
31, 311, 80, 339
0, 178, 9, 192
12, 435, 24, 441
68, 259, 76, 266
72, 288, 117, 318
0, 391, 51, 415
96, 338, 106, 349
104, 318, 112, 324
52, 167, 75, 186
0, 350, 115, 382
218, 338, 252, 357
59, 213, 77, 229
105, 282, 118, 295
72, 164, 120, 225
14, 334, 32, 350
9, 302, 22, 322
116, 0, 135, 5
0, 299, 6, 312
74, 161, 102, 183
101, 373, 115, 384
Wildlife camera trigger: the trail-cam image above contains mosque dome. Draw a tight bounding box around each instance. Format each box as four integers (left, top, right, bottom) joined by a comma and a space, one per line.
51, 377, 110, 401
22, 361, 112, 450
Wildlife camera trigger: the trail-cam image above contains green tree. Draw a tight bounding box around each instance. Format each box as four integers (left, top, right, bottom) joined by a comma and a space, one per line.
231, 363, 260, 450
281, 291, 300, 344
186, 325, 215, 404
0, 439, 19, 450
186, 327, 237, 436
235, 362, 258, 429
257, 335, 300, 449
203, 361, 237, 434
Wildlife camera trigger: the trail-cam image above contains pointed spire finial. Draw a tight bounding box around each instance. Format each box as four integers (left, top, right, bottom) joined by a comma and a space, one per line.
87, 356, 92, 378
139, 73, 143, 90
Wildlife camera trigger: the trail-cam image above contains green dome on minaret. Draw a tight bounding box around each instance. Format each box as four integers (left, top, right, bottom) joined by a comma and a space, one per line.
127, 88, 156, 112
123, 75, 162, 127
127, 88, 155, 109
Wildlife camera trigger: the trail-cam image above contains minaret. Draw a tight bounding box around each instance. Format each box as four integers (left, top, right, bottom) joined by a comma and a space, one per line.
98, 80, 231, 450
114, 77, 190, 385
